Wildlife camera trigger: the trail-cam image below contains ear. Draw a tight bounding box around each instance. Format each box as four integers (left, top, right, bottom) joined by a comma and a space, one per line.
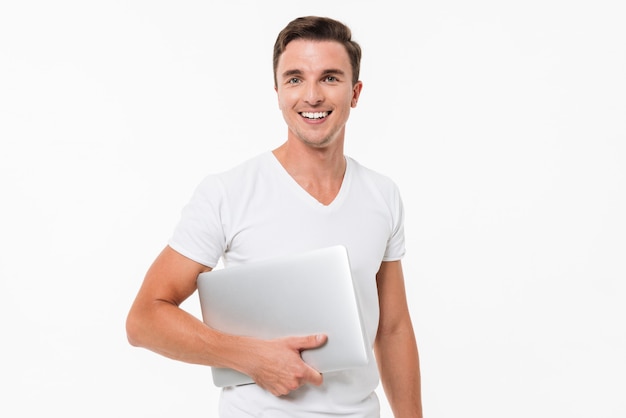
275, 85, 281, 109
351, 81, 363, 108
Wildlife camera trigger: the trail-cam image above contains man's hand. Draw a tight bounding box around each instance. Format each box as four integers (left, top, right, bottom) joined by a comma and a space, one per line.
244, 334, 328, 396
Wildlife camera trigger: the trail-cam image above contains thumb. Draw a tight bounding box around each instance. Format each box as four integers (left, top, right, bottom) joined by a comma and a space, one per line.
294, 333, 328, 351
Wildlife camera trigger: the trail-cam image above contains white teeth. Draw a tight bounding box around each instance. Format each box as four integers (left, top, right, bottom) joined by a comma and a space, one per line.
301, 111, 328, 119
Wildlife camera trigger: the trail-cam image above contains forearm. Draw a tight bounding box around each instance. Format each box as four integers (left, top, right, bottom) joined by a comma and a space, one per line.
127, 298, 327, 396
375, 326, 423, 418
126, 299, 251, 370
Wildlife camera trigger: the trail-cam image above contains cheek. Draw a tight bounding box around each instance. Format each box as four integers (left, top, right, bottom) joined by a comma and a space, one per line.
276, 92, 293, 111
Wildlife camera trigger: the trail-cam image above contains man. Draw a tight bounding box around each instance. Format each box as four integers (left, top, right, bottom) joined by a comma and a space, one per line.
126, 15, 422, 417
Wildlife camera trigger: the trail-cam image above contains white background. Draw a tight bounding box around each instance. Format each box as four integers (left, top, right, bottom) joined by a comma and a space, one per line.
1, 1, 625, 417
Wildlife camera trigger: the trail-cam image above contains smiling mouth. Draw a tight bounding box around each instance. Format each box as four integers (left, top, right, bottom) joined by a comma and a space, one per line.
300, 111, 330, 120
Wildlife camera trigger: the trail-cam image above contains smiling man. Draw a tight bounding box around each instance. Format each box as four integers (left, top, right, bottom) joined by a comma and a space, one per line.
126, 16, 422, 417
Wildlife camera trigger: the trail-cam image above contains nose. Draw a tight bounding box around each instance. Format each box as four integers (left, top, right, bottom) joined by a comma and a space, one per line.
304, 82, 323, 105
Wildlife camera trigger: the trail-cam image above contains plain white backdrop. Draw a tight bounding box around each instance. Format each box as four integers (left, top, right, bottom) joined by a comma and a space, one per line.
1, 1, 625, 417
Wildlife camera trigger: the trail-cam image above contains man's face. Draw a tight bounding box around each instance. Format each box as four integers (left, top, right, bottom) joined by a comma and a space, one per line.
275, 39, 362, 149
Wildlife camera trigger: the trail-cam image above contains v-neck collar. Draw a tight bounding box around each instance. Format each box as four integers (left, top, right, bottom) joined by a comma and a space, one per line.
266, 151, 351, 210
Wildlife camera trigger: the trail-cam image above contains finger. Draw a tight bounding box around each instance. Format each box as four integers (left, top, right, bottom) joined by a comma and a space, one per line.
306, 367, 324, 387
293, 333, 327, 350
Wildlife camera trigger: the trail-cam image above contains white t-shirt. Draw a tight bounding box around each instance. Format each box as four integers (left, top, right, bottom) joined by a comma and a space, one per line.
169, 151, 406, 417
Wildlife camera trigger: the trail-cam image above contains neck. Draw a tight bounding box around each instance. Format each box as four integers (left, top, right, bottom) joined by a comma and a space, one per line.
272, 141, 346, 205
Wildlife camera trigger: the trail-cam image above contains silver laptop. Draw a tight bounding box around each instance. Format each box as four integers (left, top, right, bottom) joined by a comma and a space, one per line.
196, 245, 370, 387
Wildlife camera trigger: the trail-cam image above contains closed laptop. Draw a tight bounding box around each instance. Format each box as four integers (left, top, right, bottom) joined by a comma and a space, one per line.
196, 245, 370, 387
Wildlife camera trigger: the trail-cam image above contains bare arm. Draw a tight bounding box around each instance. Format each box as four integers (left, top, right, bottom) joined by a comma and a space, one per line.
125, 245, 326, 396
374, 260, 423, 417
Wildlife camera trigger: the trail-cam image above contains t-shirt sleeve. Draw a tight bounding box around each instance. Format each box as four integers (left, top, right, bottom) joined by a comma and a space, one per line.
168, 175, 228, 268
382, 181, 406, 262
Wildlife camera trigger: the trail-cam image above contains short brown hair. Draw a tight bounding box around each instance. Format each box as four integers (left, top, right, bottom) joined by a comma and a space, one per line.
273, 16, 362, 87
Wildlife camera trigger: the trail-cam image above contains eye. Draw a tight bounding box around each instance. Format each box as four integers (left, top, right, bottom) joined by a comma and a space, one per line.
324, 76, 338, 82
288, 78, 301, 84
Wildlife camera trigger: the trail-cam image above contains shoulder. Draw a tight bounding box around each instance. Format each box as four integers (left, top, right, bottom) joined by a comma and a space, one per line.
195, 151, 273, 190
218, 151, 272, 178
347, 156, 402, 196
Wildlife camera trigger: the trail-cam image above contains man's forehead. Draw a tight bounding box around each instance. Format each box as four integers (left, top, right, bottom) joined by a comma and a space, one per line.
277, 39, 351, 76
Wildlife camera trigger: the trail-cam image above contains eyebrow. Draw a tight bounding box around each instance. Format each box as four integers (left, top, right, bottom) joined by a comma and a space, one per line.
281, 69, 303, 79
